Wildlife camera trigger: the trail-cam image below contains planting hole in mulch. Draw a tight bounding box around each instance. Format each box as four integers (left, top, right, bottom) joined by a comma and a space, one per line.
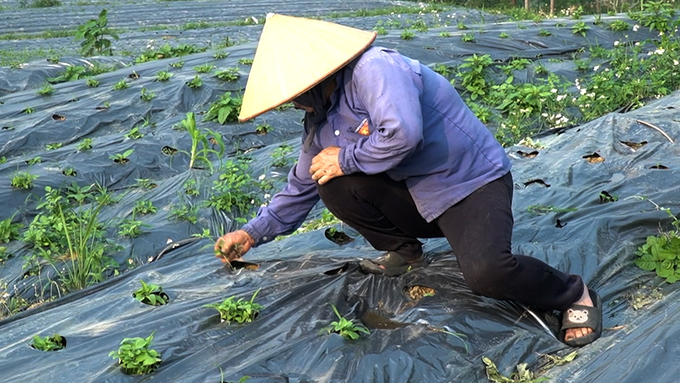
523, 178, 551, 188
2, 126, 13, 130
403, 285, 436, 300
323, 263, 349, 275
517, 150, 539, 158
324, 228, 354, 245
113, 157, 129, 164
128, 71, 140, 79
360, 310, 407, 329
229, 260, 260, 271
62, 169, 77, 177
555, 219, 567, 228
161, 146, 177, 155
583, 152, 604, 163
599, 190, 618, 203
650, 164, 669, 169
620, 140, 647, 150
52, 114, 66, 121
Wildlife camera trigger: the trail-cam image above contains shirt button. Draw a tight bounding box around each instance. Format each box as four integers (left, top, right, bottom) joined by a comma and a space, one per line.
334, 130, 340, 136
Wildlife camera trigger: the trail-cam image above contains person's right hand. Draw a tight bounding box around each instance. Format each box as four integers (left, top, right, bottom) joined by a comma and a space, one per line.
214, 230, 255, 263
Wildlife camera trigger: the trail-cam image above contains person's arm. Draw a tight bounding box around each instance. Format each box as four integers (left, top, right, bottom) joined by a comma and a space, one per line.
339, 51, 424, 175
240, 143, 321, 246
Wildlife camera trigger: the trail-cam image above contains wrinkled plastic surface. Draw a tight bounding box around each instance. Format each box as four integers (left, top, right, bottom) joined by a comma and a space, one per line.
0, 5, 678, 383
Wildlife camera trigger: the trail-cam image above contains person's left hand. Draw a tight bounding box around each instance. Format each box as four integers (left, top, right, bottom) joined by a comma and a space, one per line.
310, 146, 344, 185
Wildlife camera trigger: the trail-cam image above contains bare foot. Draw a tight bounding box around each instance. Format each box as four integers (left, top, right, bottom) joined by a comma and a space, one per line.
564, 282, 594, 342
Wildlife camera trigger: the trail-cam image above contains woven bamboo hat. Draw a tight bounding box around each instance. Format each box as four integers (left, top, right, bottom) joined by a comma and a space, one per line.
238, 14, 377, 121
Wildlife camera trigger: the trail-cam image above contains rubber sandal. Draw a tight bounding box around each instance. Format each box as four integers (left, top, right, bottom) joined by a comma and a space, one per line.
359, 252, 426, 277
559, 288, 602, 347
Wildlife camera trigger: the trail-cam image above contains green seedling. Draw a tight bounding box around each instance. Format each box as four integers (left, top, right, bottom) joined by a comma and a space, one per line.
205, 289, 263, 324
169, 60, 184, 68
77, 138, 93, 151
482, 357, 548, 383
320, 304, 370, 340
37, 83, 55, 96
186, 75, 202, 88
214, 67, 240, 81
140, 88, 155, 101
183, 179, 199, 196
31, 334, 66, 351
499, 32, 510, 38
572, 21, 589, 37
23, 107, 34, 114
0, 214, 22, 243
155, 71, 172, 81
118, 218, 146, 238
133, 200, 156, 216
439, 31, 451, 37
538, 29, 552, 36
208, 159, 260, 214
194, 63, 215, 73
457, 22, 468, 30
203, 92, 242, 124
462, 33, 475, 42
11, 171, 38, 189
109, 332, 161, 375
113, 79, 128, 90
526, 205, 577, 215
375, 26, 388, 35
237, 58, 253, 65
62, 167, 76, 177
125, 127, 144, 140
271, 144, 293, 168
179, 112, 225, 172
133, 280, 167, 306
135, 178, 157, 189
86, 78, 99, 87
255, 124, 272, 135
635, 201, 680, 283
46, 142, 62, 150
169, 203, 198, 224
400, 29, 415, 40
26, 157, 41, 165
213, 51, 228, 59
110, 149, 134, 163
75, 9, 119, 56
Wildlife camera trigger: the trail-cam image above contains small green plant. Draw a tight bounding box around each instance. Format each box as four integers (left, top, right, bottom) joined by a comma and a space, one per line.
400, 29, 415, 40
20, 0, 61, 8
37, 83, 55, 96
23, 107, 34, 114
499, 32, 510, 38
133, 280, 167, 306
271, 144, 294, 168
194, 63, 215, 73
527, 205, 577, 215
237, 58, 254, 65
75, 9, 119, 56
214, 67, 240, 81
532, 15, 543, 23
86, 78, 100, 87
155, 71, 172, 81
31, 334, 66, 351
183, 179, 199, 196
133, 200, 156, 216
457, 54, 493, 100
255, 124, 272, 135
169, 203, 198, 224
119, 219, 145, 238
574, 58, 591, 71
125, 127, 144, 140
62, 167, 76, 177
109, 332, 161, 375
635, 201, 680, 283
538, 29, 552, 37
457, 22, 468, 30
170, 60, 184, 68
462, 33, 475, 42
179, 112, 225, 172
46, 142, 62, 150
26, 157, 41, 165
110, 149, 134, 163
375, 26, 388, 35
433, 63, 453, 77
439, 31, 451, 37
203, 92, 242, 124
139, 88, 155, 101
77, 138, 93, 151
135, 178, 157, 189
186, 75, 202, 88
555, 22, 567, 27
213, 51, 228, 59
208, 159, 260, 214
571, 5, 583, 19
205, 289, 263, 324
0, 215, 22, 244
113, 79, 128, 90
483, 357, 548, 383
320, 304, 370, 340
11, 171, 38, 189
572, 21, 590, 37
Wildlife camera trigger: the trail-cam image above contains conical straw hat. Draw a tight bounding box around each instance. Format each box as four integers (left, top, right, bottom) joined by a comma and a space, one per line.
238, 14, 377, 121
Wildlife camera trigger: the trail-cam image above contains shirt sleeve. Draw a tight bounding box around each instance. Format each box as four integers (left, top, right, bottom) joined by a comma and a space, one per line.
339, 50, 424, 175
241, 140, 321, 246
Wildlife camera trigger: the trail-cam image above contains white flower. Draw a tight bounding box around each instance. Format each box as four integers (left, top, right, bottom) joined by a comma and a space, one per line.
263, 193, 271, 199
633, 25, 639, 31
593, 65, 600, 71
258, 174, 266, 180
674, 60, 679, 66
557, 94, 567, 101
551, 88, 557, 93
614, 41, 619, 46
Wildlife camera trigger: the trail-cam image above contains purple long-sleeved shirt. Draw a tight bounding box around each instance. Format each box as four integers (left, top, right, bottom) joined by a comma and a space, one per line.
242, 47, 512, 245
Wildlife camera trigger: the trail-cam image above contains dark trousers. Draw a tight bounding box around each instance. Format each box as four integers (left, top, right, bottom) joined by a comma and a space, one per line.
317, 172, 583, 311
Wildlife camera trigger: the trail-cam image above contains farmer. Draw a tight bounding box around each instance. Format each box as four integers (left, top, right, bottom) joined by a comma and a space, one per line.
214, 14, 601, 347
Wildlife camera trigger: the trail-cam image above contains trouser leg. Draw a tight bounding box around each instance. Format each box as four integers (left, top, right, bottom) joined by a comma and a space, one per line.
317, 173, 441, 260
435, 172, 583, 311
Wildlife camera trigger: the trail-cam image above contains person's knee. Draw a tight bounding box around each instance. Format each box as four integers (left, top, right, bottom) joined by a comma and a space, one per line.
459, 252, 517, 299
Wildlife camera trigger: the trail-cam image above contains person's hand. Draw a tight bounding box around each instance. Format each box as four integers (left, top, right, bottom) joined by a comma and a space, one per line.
214, 230, 255, 263
310, 146, 344, 185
